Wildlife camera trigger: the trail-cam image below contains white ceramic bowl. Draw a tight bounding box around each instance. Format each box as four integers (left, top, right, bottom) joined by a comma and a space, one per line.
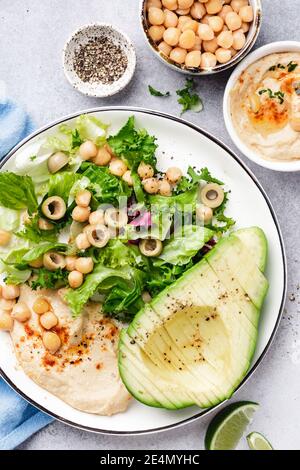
223, 41, 300, 172
140, 0, 262, 76
63, 23, 136, 98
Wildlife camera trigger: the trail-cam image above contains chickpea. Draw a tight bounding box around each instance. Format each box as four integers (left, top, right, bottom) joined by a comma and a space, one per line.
164, 9, 178, 28
231, 0, 248, 13
33, 297, 51, 315
185, 50, 201, 67
239, 5, 253, 23
75, 257, 94, 274
0, 312, 14, 331
0, 229, 11, 246
158, 40, 172, 56
196, 204, 213, 223
28, 256, 44, 268
201, 51, 217, 68
109, 158, 127, 177
215, 47, 232, 63
147, 0, 162, 9
40, 311, 58, 330
72, 205, 91, 223
217, 30, 233, 49
2, 284, 20, 300
162, 0, 178, 10
42, 331, 61, 354
179, 29, 196, 49
148, 6, 165, 25
218, 5, 233, 20
232, 29, 246, 50
0, 298, 16, 311
191, 35, 202, 51
181, 19, 199, 33
203, 37, 218, 53
137, 162, 154, 179
75, 190, 92, 208
225, 11, 242, 30
159, 179, 172, 196
65, 256, 78, 272
198, 23, 214, 41
75, 233, 91, 250
68, 270, 84, 289
177, 15, 190, 31
178, 0, 193, 7
149, 25, 165, 42
79, 141, 98, 160
122, 170, 134, 187
176, 8, 190, 15
93, 146, 111, 166
208, 16, 224, 32
201, 14, 212, 25
206, 0, 223, 15
230, 47, 238, 57
11, 302, 31, 323
38, 218, 54, 231
190, 2, 206, 19
142, 291, 152, 303
241, 22, 250, 33
170, 47, 187, 64
166, 167, 182, 183
89, 210, 105, 226
163, 27, 181, 46
143, 178, 159, 194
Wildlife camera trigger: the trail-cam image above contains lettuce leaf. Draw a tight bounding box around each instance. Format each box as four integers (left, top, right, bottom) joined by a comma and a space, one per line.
0, 173, 38, 214
48, 171, 80, 203
75, 115, 108, 146
22, 242, 67, 263
4, 266, 32, 285
176, 166, 224, 193
0, 207, 20, 231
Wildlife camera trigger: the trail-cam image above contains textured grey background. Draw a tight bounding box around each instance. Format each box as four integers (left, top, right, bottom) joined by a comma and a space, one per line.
0, 0, 300, 450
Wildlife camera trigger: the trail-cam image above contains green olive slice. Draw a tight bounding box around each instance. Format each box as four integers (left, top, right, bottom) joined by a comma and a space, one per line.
200, 183, 224, 209
43, 252, 66, 271
86, 224, 110, 248
42, 196, 66, 220
139, 238, 163, 257
104, 208, 128, 229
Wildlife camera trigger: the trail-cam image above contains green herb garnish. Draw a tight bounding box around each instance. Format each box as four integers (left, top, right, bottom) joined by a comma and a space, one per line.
287, 61, 298, 72
148, 85, 170, 97
30, 268, 69, 290
71, 129, 84, 149
29, 155, 37, 161
258, 88, 285, 104
176, 79, 203, 115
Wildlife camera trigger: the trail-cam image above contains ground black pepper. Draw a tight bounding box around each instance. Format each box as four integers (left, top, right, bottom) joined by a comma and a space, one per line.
73, 36, 128, 85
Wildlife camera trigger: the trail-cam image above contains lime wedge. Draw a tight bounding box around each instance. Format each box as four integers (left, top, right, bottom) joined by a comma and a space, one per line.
205, 401, 259, 450
247, 432, 273, 450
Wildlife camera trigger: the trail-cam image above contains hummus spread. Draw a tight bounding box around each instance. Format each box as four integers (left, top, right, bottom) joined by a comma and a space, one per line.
11, 285, 131, 415
230, 52, 300, 161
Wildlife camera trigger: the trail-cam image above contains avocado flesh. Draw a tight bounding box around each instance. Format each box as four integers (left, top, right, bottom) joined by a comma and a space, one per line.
119, 227, 268, 410
234, 227, 268, 272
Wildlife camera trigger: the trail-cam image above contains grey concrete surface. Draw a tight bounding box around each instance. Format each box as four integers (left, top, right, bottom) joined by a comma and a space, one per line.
0, 0, 299, 450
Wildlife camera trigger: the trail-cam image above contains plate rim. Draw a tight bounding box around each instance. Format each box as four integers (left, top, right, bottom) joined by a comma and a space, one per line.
0, 106, 287, 436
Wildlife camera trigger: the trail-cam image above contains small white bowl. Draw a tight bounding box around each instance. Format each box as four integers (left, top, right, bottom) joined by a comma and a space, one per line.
223, 41, 300, 172
63, 23, 136, 98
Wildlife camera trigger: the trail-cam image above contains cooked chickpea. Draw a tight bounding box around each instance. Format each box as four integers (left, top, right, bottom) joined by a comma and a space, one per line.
147, 0, 162, 9
2, 284, 20, 300
89, 210, 105, 226
0, 229, 11, 246
203, 37, 218, 53
164, 9, 178, 27
190, 2, 206, 19
163, 27, 181, 46
231, 0, 248, 13
68, 270, 84, 289
232, 29, 246, 50
65, 256, 77, 272
40, 311, 58, 330
142, 291, 152, 303
38, 218, 54, 231
191, 35, 202, 51
158, 40, 172, 56
0, 312, 14, 331
239, 5, 253, 23
215, 47, 232, 63
206, 0, 223, 15
75, 257, 94, 274
148, 6, 165, 25
93, 146, 112, 166
143, 178, 159, 194
217, 30, 233, 49
162, 0, 178, 10
178, 0, 193, 7
177, 15, 190, 31
138, 162, 154, 179
29, 256, 44, 268
11, 303, 31, 323
198, 23, 214, 41
196, 204, 213, 223
230, 46, 238, 57
0, 298, 16, 311
185, 50, 201, 67
201, 14, 212, 25
225, 11, 242, 30
208, 15, 224, 32
149, 25, 166, 42
72, 205, 91, 223
166, 167, 182, 183
109, 158, 127, 177
176, 8, 190, 15
42, 331, 61, 354
170, 47, 187, 64
181, 19, 199, 33
179, 29, 196, 49
33, 297, 50, 315
159, 179, 172, 196
201, 51, 217, 68
122, 170, 134, 186
75, 190, 92, 208
241, 21, 250, 33
218, 5, 233, 20
75, 233, 91, 250
79, 141, 98, 160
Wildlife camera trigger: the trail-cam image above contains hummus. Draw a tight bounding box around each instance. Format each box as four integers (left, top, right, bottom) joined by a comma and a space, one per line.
230, 52, 300, 161
11, 285, 131, 415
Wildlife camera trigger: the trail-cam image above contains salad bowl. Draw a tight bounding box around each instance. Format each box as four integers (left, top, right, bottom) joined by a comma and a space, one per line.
0, 107, 286, 435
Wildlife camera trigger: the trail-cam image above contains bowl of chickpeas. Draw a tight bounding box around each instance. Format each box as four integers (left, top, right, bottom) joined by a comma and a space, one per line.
141, 0, 262, 74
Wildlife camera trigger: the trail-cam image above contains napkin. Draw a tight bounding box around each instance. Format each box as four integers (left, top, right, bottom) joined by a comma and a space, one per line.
0, 93, 54, 450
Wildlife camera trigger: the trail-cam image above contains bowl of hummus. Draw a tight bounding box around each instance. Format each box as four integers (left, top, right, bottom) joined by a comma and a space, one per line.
224, 41, 300, 171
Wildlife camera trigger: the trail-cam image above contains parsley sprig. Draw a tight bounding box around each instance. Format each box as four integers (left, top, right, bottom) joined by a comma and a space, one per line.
148, 85, 170, 97
258, 88, 285, 104
176, 79, 203, 115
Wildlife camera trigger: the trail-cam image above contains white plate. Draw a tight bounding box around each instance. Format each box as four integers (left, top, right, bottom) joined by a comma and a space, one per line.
0, 108, 286, 435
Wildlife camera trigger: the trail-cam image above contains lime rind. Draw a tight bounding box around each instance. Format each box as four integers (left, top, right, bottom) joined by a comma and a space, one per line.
247, 432, 273, 450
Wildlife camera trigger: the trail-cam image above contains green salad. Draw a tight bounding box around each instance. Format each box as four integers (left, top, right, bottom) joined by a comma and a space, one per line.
0, 115, 235, 321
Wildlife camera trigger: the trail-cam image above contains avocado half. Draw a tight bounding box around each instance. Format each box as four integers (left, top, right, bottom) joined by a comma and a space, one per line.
118, 227, 268, 410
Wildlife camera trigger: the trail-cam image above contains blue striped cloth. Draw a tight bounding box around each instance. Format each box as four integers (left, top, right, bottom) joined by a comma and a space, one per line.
0, 95, 54, 449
